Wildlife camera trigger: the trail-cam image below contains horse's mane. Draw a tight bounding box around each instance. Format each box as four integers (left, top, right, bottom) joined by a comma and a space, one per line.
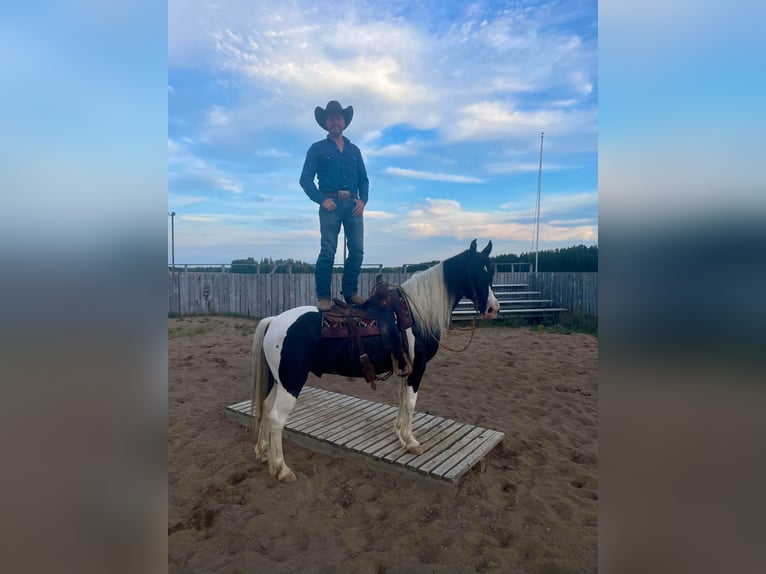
401, 263, 454, 340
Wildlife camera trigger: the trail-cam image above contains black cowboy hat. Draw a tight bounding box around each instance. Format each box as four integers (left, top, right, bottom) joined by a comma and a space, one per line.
315, 100, 353, 130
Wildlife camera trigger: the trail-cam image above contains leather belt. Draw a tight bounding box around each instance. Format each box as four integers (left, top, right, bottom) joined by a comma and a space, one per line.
324, 190, 357, 200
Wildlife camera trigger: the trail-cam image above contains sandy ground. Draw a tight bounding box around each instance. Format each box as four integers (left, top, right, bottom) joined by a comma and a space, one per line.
168, 316, 598, 573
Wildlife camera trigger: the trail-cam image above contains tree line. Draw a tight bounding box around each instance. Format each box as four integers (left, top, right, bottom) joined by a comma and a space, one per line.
171, 245, 597, 274
494, 244, 598, 272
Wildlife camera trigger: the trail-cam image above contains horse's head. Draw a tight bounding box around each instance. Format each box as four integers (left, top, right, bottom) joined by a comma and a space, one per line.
453, 239, 500, 319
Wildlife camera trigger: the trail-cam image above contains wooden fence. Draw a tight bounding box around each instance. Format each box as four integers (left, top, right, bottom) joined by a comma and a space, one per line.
168, 271, 597, 318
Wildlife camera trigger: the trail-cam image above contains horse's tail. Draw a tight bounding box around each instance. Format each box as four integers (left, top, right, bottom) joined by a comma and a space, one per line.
251, 316, 274, 433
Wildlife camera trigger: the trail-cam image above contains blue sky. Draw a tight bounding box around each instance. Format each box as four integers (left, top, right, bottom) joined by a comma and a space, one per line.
168, 0, 597, 266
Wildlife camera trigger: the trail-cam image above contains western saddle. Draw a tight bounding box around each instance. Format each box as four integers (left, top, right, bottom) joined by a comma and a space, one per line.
320, 278, 413, 390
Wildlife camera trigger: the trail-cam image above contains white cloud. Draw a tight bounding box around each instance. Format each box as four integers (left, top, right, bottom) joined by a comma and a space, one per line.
448, 101, 564, 142
548, 217, 597, 226
254, 148, 291, 158
206, 105, 230, 126
385, 167, 484, 184
180, 215, 218, 222
168, 192, 209, 207
403, 197, 597, 243
210, 18, 432, 111
361, 129, 382, 143
168, 138, 243, 194
363, 140, 422, 157
500, 192, 597, 217
171, 1, 595, 143
364, 210, 395, 219
485, 161, 572, 174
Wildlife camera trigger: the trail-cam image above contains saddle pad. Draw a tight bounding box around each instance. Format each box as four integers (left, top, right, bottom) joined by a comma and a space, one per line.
321, 316, 382, 338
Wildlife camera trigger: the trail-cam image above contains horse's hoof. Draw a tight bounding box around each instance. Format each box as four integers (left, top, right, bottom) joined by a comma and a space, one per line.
278, 468, 297, 483
407, 444, 423, 455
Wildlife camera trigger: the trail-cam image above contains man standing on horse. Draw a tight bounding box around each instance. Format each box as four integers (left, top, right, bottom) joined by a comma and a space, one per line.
300, 100, 369, 311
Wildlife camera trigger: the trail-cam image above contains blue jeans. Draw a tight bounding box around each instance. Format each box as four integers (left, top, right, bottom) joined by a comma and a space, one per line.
315, 200, 364, 299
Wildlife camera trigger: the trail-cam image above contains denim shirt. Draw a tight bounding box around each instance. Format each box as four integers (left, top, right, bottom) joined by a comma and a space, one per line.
299, 136, 369, 205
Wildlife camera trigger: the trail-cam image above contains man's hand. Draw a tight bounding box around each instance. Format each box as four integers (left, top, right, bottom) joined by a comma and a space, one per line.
321, 198, 337, 211
352, 199, 365, 216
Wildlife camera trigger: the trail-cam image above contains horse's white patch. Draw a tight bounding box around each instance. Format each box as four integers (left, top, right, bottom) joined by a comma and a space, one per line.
269, 383, 297, 427
264, 383, 298, 480
396, 381, 420, 451
405, 327, 415, 364
263, 305, 317, 385
485, 286, 500, 318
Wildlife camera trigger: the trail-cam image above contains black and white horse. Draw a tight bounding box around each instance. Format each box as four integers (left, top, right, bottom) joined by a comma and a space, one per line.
250, 239, 500, 482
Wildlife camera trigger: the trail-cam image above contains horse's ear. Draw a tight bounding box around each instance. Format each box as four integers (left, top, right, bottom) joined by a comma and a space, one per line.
481, 241, 493, 256
469, 239, 477, 253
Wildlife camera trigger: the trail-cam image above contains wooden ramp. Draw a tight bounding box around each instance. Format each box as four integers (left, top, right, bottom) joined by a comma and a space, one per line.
226, 386, 504, 485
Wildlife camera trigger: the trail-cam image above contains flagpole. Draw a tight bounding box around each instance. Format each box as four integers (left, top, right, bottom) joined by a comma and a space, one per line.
534, 132, 544, 273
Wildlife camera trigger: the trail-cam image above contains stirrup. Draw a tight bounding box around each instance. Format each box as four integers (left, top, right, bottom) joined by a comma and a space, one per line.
391, 353, 412, 377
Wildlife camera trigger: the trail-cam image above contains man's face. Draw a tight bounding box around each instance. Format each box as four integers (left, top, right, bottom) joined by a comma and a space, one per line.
325, 113, 346, 136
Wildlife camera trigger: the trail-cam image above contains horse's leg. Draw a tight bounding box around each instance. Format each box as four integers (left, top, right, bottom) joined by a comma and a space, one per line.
254, 384, 277, 461
259, 305, 318, 482
261, 382, 298, 482
395, 378, 423, 454
396, 329, 424, 454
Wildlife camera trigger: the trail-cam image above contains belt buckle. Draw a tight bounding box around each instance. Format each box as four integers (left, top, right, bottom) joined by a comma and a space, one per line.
337, 190, 350, 200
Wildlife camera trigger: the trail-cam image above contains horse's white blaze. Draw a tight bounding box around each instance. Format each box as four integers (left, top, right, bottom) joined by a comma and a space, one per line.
485, 286, 500, 318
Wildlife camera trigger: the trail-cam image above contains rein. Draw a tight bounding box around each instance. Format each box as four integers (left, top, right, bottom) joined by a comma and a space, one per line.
434, 316, 476, 353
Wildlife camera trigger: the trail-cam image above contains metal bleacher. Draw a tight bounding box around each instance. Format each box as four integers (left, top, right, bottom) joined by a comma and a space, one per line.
451, 283, 567, 321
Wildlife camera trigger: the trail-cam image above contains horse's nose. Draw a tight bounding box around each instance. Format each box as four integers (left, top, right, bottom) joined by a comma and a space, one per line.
485, 291, 500, 319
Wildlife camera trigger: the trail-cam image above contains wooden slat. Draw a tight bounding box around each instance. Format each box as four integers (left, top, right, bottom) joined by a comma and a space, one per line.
367, 416, 447, 459
229, 399, 252, 411
286, 390, 358, 425
346, 412, 430, 451
226, 386, 504, 484
289, 394, 362, 431
296, 396, 373, 434
396, 422, 474, 467
441, 430, 505, 481
288, 395, 360, 428
322, 403, 396, 443
382, 419, 462, 462
309, 401, 390, 440
415, 426, 486, 474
